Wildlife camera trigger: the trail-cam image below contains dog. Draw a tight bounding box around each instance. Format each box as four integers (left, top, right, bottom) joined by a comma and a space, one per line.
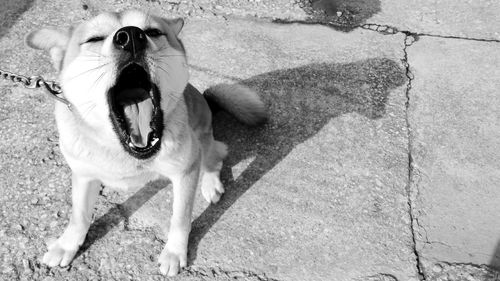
26, 9, 267, 276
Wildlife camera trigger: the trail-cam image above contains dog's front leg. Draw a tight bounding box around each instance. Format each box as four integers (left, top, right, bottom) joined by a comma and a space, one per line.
42, 174, 100, 267
158, 160, 200, 276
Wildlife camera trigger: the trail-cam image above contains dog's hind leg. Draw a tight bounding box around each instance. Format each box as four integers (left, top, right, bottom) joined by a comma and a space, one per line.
200, 135, 228, 204
42, 174, 101, 267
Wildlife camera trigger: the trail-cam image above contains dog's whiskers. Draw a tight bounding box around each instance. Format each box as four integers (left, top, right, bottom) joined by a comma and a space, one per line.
81, 103, 97, 120
65, 62, 111, 81
77, 100, 96, 108
89, 71, 107, 92
75, 100, 97, 120
83, 48, 110, 57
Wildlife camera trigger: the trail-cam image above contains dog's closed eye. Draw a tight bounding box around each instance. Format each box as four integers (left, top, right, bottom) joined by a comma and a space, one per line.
84, 36, 105, 44
145, 28, 163, 38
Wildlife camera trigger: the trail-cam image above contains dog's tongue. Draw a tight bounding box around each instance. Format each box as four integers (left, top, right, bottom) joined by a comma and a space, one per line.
122, 89, 154, 147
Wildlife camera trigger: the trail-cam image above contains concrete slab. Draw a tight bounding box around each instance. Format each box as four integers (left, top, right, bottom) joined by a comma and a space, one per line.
408, 37, 500, 274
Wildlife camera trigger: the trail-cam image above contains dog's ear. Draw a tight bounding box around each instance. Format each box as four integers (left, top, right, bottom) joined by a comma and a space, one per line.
163, 18, 184, 36
26, 28, 71, 72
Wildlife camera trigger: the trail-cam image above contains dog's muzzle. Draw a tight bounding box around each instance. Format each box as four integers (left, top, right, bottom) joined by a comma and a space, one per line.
108, 63, 163, 159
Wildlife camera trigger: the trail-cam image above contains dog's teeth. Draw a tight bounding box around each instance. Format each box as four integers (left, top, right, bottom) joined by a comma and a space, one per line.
128, 140, 135, 148
151, 137, 159, 146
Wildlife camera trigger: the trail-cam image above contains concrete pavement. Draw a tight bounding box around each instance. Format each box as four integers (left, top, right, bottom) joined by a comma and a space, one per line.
0, 0, 499, 280
408, 37, 500, 278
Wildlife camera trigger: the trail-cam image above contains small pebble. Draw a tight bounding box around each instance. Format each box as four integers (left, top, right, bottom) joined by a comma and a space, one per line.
23, 259, 32, 272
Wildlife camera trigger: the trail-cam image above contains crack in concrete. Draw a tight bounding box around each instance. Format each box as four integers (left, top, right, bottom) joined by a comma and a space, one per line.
345, 21, 430, 279
361, 22, 499, 280
439, 261, 498, 269
360, 21, 436, 281
355, 273, 399, 281
400, 32, 426, 281
270, 19, 500, 42
414, 216, 430, 245
422, 240, 453, 248
360, 23, 400, 35
360, 23, 500, 43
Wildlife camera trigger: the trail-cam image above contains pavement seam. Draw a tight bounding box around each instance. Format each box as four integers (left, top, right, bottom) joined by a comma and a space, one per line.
400, 32, 426, 281
360, 21, 427, 280
360, 23, 500, 43
261, 18, 500, 43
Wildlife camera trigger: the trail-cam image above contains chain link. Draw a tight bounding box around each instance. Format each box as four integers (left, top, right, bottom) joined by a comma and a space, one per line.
0, 68, 71, 109
0, 69, 60, 92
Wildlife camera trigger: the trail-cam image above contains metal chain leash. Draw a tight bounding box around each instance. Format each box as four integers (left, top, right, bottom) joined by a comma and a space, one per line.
0, 68, 72, 109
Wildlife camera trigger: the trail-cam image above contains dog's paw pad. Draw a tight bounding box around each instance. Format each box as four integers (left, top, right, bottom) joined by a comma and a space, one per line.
42, 240, 78, 267
201, 173, 224, 204
158, 247, 187, 276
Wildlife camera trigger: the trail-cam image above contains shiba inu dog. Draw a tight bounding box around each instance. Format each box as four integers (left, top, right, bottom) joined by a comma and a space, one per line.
26, 9, 266, 276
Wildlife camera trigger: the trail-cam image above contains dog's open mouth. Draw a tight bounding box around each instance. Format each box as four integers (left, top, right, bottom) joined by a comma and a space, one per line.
108, 63, 163, 159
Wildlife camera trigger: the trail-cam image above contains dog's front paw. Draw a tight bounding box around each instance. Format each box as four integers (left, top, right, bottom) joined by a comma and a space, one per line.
158, 245, 187, 276
42, 238, 79, 267
201, 172, 224, 204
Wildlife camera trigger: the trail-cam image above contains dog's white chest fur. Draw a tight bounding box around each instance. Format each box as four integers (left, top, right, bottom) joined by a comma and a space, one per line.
55, 104, 157, 191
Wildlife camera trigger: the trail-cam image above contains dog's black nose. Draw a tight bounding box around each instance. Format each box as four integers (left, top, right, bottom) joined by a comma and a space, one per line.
113, 26, 147, 57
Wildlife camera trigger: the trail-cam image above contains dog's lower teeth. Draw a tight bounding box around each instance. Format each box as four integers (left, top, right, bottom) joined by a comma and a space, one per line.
128, 140, 135, 148
151, 137, 159, 146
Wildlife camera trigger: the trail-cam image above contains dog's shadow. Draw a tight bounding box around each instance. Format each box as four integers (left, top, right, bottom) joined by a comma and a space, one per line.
77, 57, 406, 265
188, 57, 405, 263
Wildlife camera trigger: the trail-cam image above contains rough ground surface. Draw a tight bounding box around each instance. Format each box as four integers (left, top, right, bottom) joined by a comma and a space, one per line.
0, 0, 499, 281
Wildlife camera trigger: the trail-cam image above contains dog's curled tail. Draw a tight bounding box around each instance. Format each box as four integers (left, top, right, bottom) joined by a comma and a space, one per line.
204, 84, 268, 126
